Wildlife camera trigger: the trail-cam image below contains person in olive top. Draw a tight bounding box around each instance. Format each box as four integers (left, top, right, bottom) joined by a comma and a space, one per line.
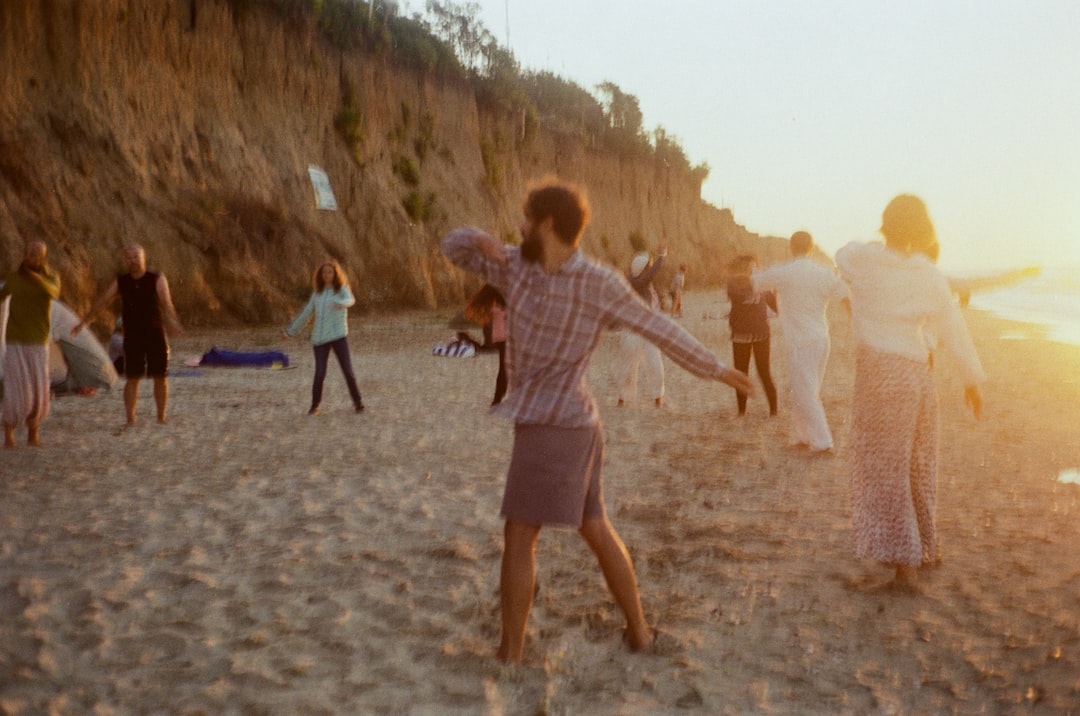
2, 240, 61, 448
73, 244, 183, 426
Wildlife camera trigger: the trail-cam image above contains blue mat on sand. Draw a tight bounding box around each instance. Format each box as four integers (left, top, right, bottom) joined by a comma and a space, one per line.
199, 347, 289, 368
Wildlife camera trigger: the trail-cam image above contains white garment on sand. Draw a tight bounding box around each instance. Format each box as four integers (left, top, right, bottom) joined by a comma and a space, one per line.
618, 331, 664, 402
2, 343, 50, 428
753, 256, 848, 450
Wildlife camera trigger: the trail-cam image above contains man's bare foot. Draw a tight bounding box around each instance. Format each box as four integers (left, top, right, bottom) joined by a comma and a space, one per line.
625, 625, 655, 653
27, 425, 41, 446
495, 645, 524, 664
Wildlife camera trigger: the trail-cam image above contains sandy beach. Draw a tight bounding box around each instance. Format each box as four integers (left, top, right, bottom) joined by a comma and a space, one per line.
2, 289, 1079, 714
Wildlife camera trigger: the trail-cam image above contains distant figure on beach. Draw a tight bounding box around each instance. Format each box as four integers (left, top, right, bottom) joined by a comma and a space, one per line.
2, 240, 60, 448
441, 177, 753, 663
949, 266, 1041, 307
73, 244, 183, 426
669, 264, 687, 318
283, 260, 364, 415
464, 284, 508, 405
726, 254, 778, 417
108, 318, 125, 374
836, 195, 985, 589
751, 231, 848, 451
618, 247, 667, 407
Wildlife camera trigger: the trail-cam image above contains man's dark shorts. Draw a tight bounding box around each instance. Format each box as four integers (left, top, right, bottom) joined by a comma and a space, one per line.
502, 423, 605, 528
124, 332, 169, 378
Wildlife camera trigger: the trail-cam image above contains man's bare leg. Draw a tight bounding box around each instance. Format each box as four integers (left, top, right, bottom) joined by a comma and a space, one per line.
497, 520, 541, 663
580, 515, 653, 652
3, 423, 15, 449
27, 422, 40, 447
153, 376, 168, 423
123, 377, 140, 426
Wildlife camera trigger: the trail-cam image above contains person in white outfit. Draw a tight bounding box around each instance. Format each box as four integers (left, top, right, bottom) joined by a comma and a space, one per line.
836, 194, 984, 588
618, 249, 666, 407
752, 231, 848, 451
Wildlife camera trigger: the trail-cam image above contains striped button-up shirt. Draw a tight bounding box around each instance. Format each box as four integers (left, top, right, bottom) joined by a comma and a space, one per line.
442, 227, 729, 428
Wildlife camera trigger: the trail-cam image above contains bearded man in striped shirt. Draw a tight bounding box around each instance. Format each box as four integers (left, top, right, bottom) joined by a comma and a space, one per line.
442, 177, 752, 663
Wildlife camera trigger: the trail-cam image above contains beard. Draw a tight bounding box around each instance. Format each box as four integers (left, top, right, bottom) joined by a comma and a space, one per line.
520, 227, 544, 264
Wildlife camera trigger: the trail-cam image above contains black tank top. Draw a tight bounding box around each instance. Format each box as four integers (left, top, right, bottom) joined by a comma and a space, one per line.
117, 271, 163, 333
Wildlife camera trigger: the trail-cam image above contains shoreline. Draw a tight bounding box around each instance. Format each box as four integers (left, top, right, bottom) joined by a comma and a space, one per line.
2, 290, 1079, 713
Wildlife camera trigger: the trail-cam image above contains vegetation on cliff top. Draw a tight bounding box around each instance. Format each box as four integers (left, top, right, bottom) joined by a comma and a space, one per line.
1, 0, 772, 326
243, 0, 709, 185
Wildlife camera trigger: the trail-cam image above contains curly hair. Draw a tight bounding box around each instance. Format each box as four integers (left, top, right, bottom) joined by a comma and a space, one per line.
313, 260, 347, 292
522, 177, 591, 246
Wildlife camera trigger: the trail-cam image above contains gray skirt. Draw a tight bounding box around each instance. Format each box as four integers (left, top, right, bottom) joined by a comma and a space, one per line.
502, 422, 606, 528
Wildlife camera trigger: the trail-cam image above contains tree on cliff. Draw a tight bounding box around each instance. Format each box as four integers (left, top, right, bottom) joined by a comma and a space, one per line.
596, 81, 648, 159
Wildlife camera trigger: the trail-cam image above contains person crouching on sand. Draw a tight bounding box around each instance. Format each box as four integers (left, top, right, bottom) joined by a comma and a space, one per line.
441, 177, 753, 663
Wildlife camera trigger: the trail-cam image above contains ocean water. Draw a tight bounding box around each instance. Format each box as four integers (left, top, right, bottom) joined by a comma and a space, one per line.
963, 268, 1080, 487
964, 266, 1080, 347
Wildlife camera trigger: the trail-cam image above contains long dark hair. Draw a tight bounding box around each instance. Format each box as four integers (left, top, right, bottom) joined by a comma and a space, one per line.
464, 284, 506, 324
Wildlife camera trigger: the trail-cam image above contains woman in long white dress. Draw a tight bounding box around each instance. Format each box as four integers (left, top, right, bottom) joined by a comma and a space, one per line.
836, 195, 985, 588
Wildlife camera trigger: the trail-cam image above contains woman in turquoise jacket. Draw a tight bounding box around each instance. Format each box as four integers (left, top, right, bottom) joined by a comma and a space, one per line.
284, 260, 364, 414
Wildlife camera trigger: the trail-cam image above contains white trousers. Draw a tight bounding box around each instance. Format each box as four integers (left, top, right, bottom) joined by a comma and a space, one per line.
2, 343, 50, 428
784, 333, 833, 450
618, 331, 664, 402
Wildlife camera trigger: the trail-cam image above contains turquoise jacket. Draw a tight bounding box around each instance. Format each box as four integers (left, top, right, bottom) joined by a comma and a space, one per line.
285, 285, 355, 346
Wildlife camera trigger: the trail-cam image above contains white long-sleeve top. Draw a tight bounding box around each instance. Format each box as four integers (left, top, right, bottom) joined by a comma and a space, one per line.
751, 256, 848, 342
835, 241, 985, 385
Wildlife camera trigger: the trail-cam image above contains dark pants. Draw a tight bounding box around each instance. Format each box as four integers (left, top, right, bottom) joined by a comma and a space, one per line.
733, 339, 777, 415
312, 337, 363, 410
492, 342, 508, 405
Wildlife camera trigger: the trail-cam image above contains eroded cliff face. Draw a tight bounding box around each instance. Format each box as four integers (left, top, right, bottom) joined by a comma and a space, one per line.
0, 0, 782, 326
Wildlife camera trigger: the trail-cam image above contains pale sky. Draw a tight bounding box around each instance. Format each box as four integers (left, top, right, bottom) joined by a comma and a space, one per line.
411, 1, 1080, 272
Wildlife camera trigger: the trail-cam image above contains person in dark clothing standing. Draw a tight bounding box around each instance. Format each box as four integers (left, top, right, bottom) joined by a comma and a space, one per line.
727, 254, 778, 416
465, 284, 509, 405
74, 244, 183, 425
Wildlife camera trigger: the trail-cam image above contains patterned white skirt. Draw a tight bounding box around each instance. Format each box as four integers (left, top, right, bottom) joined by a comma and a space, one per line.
2, 343, 50, 428
850, 346, 938, 566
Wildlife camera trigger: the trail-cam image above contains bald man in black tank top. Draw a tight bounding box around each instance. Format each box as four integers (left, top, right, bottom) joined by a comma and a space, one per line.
74, 244, 183, 425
